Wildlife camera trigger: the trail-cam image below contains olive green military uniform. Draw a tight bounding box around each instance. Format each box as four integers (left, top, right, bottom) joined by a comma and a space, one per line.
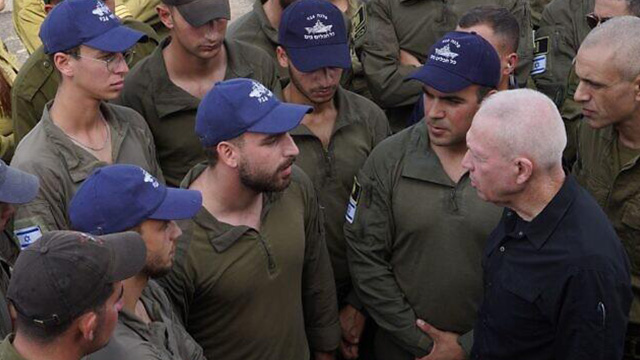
573, 123, 640, 328
12, 0, 45, 55
529, 0, 552, 29
361, 0, 533, 132
291, 87, 390, 302
0, 335, 27, 360
0, 231, 18, 339
10, 102, 163, 243
88, 280, 206, 360
120, 0, 167, 38
118, 37, 281, 187
11, 18, 159, 145
532, 0, 593, 165
158, 163, 340, 360
0, 41, 19, 162
344, 121, 502, 359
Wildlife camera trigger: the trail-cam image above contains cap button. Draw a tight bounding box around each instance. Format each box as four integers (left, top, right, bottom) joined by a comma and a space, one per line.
39, 246, 48, 253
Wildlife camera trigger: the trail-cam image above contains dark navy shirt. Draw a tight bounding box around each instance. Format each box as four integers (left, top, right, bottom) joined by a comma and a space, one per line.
471, 175, 632, 360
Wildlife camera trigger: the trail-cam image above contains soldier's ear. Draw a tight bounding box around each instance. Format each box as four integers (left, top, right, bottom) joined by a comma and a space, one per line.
276, 46, 289, 69
633, 75, 640, 102
505, 53, 518, 75
514, 157, 533, 186
53, 52, 75, 77
157, 4, 174, 29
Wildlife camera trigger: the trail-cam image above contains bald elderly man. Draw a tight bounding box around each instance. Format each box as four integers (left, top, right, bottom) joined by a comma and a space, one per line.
460, 89, 632, 359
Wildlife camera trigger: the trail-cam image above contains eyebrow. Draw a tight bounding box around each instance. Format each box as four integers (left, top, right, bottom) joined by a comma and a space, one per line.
260, 134, 281, 144
423, 87, 464, 102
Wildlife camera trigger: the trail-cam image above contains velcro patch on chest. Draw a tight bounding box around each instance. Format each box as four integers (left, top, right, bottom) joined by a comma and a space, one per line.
345, 177, 362, 224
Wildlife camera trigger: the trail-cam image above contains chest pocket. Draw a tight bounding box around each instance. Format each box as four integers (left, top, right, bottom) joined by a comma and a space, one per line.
491, 270, 546, 339
621, 202, 640, 275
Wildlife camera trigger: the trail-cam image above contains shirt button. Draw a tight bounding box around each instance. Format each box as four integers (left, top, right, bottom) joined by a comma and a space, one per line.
43, 61, 50, 68
506, 211, 513, 217
499, 246, 505, 252
518, 231, 524, 237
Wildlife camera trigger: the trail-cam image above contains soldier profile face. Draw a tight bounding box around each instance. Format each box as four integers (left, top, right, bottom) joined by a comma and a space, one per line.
170, 7, 228, 60
68, 45, 130, 100
139, 219, 181, 278
235, 132, 300, 193
574, 45, 637, 129
422, 84, 483, 149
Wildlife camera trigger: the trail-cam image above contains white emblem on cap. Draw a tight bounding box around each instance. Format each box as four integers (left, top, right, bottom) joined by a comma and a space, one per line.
92, 1, 116, 22
430, 39, 461, 65
304, 14, 336, 40
141, 169, 159, 188
249, 81, 273, 104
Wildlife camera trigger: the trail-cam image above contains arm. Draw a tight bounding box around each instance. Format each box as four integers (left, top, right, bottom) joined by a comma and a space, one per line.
360, 0, 422, 108
301, 175, 341, 354
554, 268, 632, 360
344, 161, 431, 358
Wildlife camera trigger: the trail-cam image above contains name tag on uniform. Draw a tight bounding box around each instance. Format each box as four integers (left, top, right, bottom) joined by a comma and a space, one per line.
15, 226, 43, 249
345, 177, 362, 224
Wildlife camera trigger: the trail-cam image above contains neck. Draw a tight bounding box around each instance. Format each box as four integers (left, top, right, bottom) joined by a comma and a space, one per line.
431, 141, 468, 162
191, 166, 262, 215
13, 332, 83, 360
123, 273, 148, 314
328, 0, 349, 12
49, 83, 103, 133
263, 0, 284, 29
615, 116, 640, 149
283, 83, 336, 113
164, 37, 227, 79
509, 167, 565, 221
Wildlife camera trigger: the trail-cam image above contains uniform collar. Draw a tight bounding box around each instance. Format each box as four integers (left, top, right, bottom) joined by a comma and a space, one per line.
148, 37, 254, 119
489, 174, 577, 252
0, 335, 27, 360
41, 101, 128, 183
180, 162, 280, 252
289, 87, 360, 137
400, 121, 463, 187
253, 0, 279, 46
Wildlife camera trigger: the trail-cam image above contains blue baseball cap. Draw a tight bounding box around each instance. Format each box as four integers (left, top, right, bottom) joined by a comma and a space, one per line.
69, 165, 202, 235
39, 0, 146, 54
196, 79, 312, 147
0, 160, 39, 204
407, 31, 501, 93
278, 0, 350, 72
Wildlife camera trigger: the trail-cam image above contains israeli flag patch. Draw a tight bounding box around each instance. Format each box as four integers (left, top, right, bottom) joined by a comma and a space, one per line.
530, 55, 547, 75
15, 226, 43, 249
345, 178, 362, 224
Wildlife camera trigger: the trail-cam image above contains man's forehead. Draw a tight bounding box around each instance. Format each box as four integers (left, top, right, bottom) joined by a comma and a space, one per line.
575, 45, 618, 80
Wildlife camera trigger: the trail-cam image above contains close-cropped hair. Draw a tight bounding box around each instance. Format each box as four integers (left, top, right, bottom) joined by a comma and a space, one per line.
458, 5, 520, 53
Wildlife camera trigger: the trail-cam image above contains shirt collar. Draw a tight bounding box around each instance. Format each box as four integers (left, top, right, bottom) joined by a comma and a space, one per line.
253, 0, 279, 45
289, 87, 359, 137
41, 101, 128, 183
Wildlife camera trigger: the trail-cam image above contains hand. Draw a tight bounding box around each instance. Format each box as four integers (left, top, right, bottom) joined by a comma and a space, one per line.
414, 319, 465, 360
315, 351, 336, 360
399, 49, 422, 67
339, 305, 367, 359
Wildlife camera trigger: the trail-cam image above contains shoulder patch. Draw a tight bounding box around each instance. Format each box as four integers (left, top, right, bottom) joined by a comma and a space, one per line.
531, 54, 547, 76
14, 226, 43, 249
352, 4, 367, 42
534, 36, 549, 55
345, 177, 362, 224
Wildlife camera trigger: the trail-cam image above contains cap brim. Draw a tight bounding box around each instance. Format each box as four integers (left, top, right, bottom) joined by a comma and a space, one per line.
0, 166, 39, 204
177, 0, 231, 27
148, 188, 202, 221
102, 231, 146, 282
286, 43, 351, 72
406, 64, 472, 94
248, 102, 312, 134
84, 25, 146, 53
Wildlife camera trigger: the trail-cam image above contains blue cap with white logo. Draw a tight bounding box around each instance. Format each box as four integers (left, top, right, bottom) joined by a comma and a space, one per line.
195, 78, 312, 147
407, 31, 501, 93
278, 0, 350, 72
69, 165, 202, 235
39, 0, 146, 54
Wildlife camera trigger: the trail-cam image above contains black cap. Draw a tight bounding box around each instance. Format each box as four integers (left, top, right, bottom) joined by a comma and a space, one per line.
7, 231, 146, 327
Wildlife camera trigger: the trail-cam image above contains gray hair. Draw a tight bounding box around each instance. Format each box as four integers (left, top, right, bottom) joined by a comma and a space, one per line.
581, 16, 640, 80
472, 89, 566, 170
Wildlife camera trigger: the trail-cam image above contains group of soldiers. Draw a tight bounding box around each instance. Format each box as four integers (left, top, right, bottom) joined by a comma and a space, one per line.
0, 0, 639, 359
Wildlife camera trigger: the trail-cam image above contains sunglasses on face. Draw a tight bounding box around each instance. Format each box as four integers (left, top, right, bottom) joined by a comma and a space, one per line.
586, 12, 612, 29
